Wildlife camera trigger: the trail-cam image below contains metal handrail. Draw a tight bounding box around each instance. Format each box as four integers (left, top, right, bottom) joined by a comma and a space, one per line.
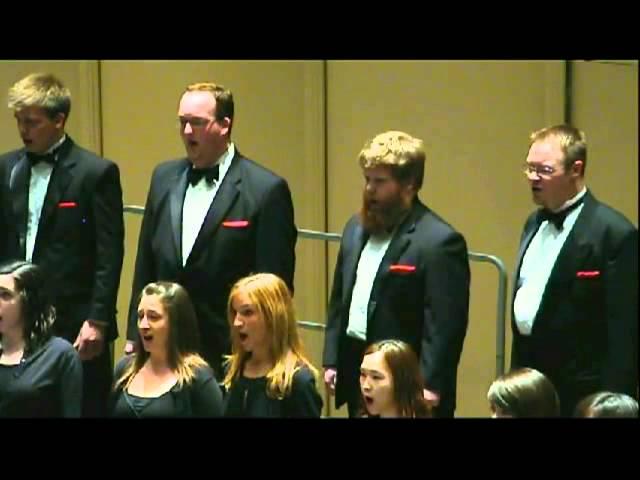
298, 229, 342, 242
291, 240, 509, 378
468, 252, 508, 377
123, 205, 508, 378
123, 205, 144, 214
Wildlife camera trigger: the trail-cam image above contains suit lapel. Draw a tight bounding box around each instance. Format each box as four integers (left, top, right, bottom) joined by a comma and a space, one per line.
366, 204, 420, 318
37, 148, 76, 240
514, 216, 542, 281
9, 154, 30, 258
185, 155, 241, 266
169, 164, 189, 265
342, 221, 369, 305
543, 191, 597, 290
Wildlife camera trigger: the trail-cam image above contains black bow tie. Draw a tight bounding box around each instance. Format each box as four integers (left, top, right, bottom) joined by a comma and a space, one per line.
26, 151, 57, 167
187, 165, 219, 186
539, 196, 585, 231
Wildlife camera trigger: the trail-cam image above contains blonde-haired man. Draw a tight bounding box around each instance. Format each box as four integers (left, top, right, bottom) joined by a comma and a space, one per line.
323, 130, 470, 417
0, 73, 124, 417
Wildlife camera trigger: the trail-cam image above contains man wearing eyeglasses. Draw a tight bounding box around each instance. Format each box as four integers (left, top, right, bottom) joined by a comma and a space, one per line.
512, 124, 638, 416
125, 82, 297, 379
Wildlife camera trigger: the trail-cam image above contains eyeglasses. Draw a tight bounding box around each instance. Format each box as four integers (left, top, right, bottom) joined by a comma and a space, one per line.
523, 163, 556, 178
177, 116, 214, 130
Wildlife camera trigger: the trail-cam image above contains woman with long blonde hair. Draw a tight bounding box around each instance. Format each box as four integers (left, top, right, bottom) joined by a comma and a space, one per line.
110, 282, 223, 417
223, 273, 322, 417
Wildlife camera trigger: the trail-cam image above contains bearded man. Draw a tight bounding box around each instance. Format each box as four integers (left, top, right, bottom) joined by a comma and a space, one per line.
322, 130, 471, 418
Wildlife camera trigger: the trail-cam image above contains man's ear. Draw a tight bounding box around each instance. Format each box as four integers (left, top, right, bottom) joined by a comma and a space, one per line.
401, 181, 417, 203
219, 116, 231, 135
54, 112, 66, 129
572, 159, 584, 177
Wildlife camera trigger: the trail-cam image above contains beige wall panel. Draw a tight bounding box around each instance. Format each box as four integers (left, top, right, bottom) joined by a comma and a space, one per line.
326, 60, 564, 417
0, 60, 100, 155
571, 61, 638, 225
99, 61, 326, 367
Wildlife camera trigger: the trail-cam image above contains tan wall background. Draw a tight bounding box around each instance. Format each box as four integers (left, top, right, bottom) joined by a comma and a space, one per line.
0, 60, 636, 417
571, 60, 638, 225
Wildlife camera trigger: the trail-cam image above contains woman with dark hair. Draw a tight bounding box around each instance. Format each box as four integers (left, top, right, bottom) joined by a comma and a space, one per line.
110, 281, 223, 417
487, 368, 560, 417
359, 339, 431, 418
223, 273, 323, 417
0, 260, 82, 417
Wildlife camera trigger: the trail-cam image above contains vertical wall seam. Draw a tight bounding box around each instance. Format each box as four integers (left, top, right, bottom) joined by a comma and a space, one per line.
564, 60, 573, 124
97, 61, 105, 158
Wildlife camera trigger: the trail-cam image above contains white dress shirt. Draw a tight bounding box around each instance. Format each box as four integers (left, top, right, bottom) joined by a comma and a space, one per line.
181, 143, 235, 265
25, 135, 67, 261
513, 187, 587, 335
346, 232, 394, 340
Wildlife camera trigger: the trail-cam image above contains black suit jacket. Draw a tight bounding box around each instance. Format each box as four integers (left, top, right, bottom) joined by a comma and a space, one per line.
511, 189, 638, 413
0, 136, 125, 341
127, 150, 297, 373
323, 199, 470, 415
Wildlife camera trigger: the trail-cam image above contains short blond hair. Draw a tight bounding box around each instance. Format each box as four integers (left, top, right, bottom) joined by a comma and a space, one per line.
358, 130, 425, 190
529, 124, 587, 175
8, 73, 71, 120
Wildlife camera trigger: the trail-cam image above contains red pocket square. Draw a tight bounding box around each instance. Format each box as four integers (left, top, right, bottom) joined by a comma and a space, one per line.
58, 201, 77, 208
222, 220, 249, 228
389, 264, 416, 273
576, 270, 600, 278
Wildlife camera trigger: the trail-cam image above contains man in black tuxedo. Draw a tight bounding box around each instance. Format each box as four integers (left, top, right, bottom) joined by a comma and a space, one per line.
126, 82, 296, 379
322, 130, 470, 418
512, 124, 638, 416
0, 73, 124, 417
